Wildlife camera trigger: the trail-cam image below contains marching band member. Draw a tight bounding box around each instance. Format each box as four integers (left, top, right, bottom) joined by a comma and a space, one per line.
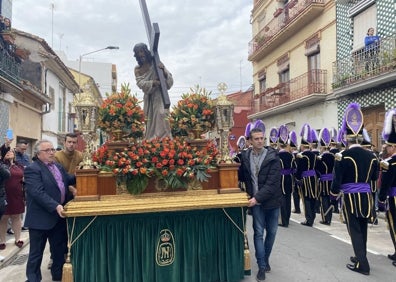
278, 125, 295, 227
378, 108, 396, 267
289, 131, 301, 214
329, 127, 340, 212
316, 127, 335, 225
362, 129, 379, 225
331, 103, 379, 276
296, 123, 318, 227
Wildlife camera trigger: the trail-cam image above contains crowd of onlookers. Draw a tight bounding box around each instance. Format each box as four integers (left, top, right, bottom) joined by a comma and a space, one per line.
0, 133, 82, 281
0, 138, 30, 251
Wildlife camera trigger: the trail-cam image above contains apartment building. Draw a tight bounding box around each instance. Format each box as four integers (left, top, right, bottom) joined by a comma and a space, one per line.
248, 0, 337, 143
332, 0, 395, 149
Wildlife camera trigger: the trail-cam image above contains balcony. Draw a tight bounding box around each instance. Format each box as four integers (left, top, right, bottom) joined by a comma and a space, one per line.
332, 35, 396, 97
248, 0, 325, 62
253, 0, 266, 13
0, 47, 21, 86
249, 69, 327, 118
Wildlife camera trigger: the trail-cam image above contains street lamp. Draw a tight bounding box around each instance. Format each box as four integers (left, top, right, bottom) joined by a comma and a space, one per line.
78, 46, 119, 92
75, 46, 119, 168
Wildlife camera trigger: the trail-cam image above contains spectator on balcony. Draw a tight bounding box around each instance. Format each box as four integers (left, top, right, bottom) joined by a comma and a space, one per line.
364, 27, 380, 72
3, 17, 10, 31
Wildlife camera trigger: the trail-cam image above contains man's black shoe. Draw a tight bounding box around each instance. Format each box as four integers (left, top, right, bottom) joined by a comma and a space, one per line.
300, 221, 312, 227
319, 220, 331, 226
21, 227, 28, 231
7, 228, 14, 235
350, 256, 358, 264
265, 264, 271, 273
393, 261, 396, 267
292, 210, 301, 214
346, 263, 369, 275
387, 253, 396, 261
256, 268, 266, 281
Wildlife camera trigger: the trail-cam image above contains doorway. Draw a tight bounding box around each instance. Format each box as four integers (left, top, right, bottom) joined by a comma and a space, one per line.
362, 104, 385, 153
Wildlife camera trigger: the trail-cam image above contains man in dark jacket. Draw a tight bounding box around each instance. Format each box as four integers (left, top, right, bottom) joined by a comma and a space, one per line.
24, 140, 76, 282
239, 127, 281, 282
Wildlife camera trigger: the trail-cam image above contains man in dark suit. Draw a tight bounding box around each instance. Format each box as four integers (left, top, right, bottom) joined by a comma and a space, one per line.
24, 140, 76, 282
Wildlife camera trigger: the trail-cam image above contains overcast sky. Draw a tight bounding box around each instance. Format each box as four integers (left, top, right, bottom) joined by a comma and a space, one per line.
11, 0, 253, 103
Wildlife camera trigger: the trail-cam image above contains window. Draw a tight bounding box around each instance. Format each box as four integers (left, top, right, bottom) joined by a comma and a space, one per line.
308, 52, 321, 93
49, 86, 55, 103
279, 69, 289, 84
259, 76, 266, 94
67, 102, 74, 133
352, 4, 377, 50
308, 52, 320, 71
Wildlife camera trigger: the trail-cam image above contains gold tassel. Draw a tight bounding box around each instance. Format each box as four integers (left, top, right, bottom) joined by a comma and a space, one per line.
62, 252, 73, 282
243, 233, 251, 275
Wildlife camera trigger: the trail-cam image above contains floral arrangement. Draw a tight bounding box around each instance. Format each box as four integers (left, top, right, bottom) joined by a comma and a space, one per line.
92, 137, 219, 195
97, 83, 145, 139
169, 85, 215, 137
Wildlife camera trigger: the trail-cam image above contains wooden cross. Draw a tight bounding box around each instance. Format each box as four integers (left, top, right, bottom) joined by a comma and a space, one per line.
138, 0, 171, 109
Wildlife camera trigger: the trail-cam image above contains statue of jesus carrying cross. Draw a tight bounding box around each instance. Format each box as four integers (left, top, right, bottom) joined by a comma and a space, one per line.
134, 0, 174, 140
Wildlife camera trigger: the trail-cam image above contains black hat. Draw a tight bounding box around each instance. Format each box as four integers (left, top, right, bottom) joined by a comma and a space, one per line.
288, 130, 298, 148
337, 127, 347, 148
253, 120, 266, 133
382, 109, 396, 145
329, 127, 337, 145
319, 127, 331, 147
341, 102, 364, 138
269, 127, 278, 144
278, 125, 289, 145
245, 122, 253, 138
311, 129, 319, 145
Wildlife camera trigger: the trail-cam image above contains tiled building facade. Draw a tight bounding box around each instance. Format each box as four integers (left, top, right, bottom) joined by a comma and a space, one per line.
333, 0, 396, 148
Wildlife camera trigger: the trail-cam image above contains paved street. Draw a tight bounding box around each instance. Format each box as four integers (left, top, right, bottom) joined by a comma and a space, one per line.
0, 209, 395, 281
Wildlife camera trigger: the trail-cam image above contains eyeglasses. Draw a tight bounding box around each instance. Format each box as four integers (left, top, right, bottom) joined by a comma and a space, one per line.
40, 148, 56, 153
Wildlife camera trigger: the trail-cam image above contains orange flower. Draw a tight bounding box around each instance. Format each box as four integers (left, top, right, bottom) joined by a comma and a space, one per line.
97, 83, 145, 139
170, 86, 215, 137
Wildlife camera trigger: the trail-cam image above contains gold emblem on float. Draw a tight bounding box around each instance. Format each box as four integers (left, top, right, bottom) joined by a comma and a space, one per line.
156, 229, 175, 266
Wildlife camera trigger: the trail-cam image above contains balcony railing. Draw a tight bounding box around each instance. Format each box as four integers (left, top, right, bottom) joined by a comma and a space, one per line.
0, 48, 21, 85
332, 36, 396, 89
251, 69, 327, 114
248, 0, 325, 60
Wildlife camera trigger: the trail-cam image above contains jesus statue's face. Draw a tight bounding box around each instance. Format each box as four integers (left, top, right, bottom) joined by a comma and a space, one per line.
136, 48, 147, 64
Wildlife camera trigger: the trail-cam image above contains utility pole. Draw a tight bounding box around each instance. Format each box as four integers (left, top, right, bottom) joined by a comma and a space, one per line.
51, 3, 55, 48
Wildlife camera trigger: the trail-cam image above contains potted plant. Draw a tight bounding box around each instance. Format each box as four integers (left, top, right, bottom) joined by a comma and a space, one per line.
97, 83, 145, 141
169, 85, 215, 139
93, 137, 219, 194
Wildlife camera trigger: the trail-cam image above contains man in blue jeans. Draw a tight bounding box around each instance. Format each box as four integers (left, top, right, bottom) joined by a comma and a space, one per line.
239, 126, 282, 281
